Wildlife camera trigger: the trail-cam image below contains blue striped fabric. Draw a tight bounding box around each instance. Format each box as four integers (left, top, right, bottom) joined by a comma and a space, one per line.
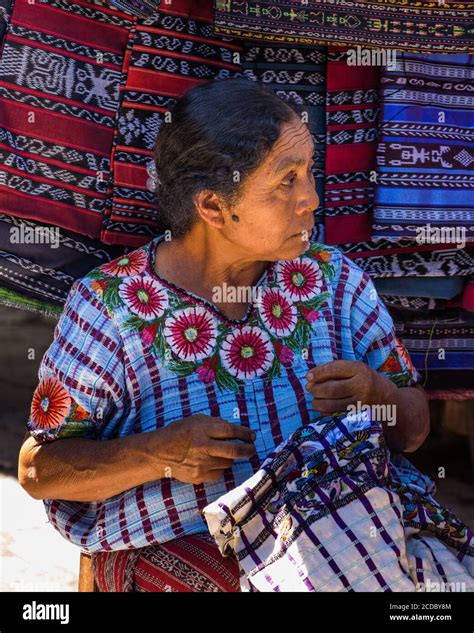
26, 233, 420, 552
373, 53, 474, 244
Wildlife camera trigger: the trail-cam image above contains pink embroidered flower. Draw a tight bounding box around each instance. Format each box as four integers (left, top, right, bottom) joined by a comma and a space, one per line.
275, 257, 323, 302
274, 340, 294, 365
119, 277, 168, 321
30, 376, 72, 430
164, 306, 217, 362
140, 322, 159, 347
258, 288, 297, 337
220, 326, 273, 379
101, 249, 147, 278
196, 356, 218, 384
299, 306, 320, 323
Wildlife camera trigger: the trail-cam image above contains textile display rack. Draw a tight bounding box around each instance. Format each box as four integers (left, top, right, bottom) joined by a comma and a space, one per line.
0, 0, 472, 404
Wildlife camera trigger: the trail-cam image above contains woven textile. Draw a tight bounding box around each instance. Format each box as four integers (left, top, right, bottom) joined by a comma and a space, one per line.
25, 233, 420, 552
373, 53, 474, 244
93, 533, 240, 591
393, 310, 474, 390
0, 0, 243, 247
204, 416, 474, 592
212, 1, 474, 53
324, 47, 380, 246
0, 214, 126, 317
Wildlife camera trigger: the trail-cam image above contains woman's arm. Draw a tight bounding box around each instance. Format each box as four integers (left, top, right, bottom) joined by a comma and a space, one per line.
18, 415, 256, 503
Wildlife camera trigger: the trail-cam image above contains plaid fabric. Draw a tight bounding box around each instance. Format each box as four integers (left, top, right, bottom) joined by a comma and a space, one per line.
204, 414, 474, 592
212, 0, 474, 54
26, 233, 420, 552
93, 533, 241, 592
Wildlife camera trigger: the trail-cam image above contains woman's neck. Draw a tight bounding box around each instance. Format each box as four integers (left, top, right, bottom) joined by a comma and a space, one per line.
153, 229, 269, 319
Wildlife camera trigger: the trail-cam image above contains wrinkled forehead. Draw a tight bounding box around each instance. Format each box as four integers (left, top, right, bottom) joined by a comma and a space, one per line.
266, 118, 314, 165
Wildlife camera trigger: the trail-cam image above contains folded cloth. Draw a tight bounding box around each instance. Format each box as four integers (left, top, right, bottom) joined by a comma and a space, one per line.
0, 213, 126, 317
374, 277, 465, 300
373, 53, 474, 244
393, 309, 474, 390
342, 241, 474, 279
204, 410, 474, 592
381, 295, 448, 314
212, 0, 474, 53
426, 389, 474, 401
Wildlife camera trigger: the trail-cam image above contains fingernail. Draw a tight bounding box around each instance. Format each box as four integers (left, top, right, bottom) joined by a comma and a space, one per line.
306, 371, 313, 381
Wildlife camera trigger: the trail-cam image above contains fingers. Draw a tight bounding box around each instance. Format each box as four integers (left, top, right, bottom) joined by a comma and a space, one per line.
312, 397, 354, 414
208, 420, 256, 443
305, 377, 356, 400
306, 360, 360, 384
206, 439, 256, 460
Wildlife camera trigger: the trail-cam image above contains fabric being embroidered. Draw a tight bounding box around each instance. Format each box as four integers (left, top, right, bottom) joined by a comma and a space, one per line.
204, 409, 474, 592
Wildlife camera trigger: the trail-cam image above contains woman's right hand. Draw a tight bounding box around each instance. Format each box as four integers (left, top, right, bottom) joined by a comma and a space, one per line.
154, 414, 257, 485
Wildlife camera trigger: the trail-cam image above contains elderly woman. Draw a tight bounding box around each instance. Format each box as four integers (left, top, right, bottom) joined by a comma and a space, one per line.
19, 78, 466, 592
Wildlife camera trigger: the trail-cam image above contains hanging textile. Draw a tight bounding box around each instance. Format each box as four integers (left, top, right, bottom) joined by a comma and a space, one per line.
373, 53, 474, 244
239, 42, 327, 242
324, 46, 379, 245
212, 1, 474, 54
0, 0, 243, 247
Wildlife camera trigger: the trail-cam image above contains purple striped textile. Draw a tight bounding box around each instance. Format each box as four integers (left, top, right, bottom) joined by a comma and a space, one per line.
204, 414, 474, 592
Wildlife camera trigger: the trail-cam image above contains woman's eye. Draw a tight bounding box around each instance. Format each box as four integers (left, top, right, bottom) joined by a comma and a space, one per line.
281, 173, 297, 187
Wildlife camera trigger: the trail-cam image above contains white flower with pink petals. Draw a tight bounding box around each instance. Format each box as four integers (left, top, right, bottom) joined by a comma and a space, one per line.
119, 277, 168, 321
258, 287, 297, 337
220, 326, 273, 379
275, 258, 323, 302
164, 306, 217, 362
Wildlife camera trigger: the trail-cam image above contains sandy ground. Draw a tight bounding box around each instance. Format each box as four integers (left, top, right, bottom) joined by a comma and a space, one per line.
0, 304, 473, 593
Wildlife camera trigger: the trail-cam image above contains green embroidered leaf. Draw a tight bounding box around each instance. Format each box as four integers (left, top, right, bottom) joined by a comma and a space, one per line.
215, 366, 241, 393
102, 280, 122, 310
167, 358, 198, 376
319, 263, 335, 282
300, 291, 331, 311
86, 269, 108, 281
153, 329, 167, 360
123, 315, 146, 331
292, 318, 311, 349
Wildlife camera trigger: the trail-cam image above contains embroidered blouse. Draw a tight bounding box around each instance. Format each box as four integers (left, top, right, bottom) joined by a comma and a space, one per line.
26, 234, 421, 552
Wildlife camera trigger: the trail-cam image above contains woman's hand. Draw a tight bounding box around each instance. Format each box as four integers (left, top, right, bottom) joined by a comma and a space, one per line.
304, 360, 430, 453
153, 415, 256, 485
305, 360, 390, 414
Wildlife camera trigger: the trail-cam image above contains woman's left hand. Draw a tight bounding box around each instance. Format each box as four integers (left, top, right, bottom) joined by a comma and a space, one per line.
305, 360, 394, 415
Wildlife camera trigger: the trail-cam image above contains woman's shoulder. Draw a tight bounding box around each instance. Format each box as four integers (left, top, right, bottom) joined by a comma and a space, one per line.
76, 240, 154, 314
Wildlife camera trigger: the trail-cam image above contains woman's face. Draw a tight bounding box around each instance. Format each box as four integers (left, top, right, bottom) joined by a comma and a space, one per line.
225, 115, 319, 262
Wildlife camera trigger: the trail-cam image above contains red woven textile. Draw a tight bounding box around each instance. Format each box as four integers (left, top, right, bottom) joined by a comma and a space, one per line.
93, 533, 241, 592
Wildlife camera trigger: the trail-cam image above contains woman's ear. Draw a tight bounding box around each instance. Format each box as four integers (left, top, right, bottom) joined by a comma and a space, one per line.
193, 190, 227, 229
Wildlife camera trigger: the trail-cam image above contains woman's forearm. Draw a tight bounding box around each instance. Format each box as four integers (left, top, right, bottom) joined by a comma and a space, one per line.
379, 381, 430, 453
18, 431, 167, 502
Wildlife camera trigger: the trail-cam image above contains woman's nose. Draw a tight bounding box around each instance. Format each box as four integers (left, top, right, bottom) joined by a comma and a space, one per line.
296, 186, 319, 215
